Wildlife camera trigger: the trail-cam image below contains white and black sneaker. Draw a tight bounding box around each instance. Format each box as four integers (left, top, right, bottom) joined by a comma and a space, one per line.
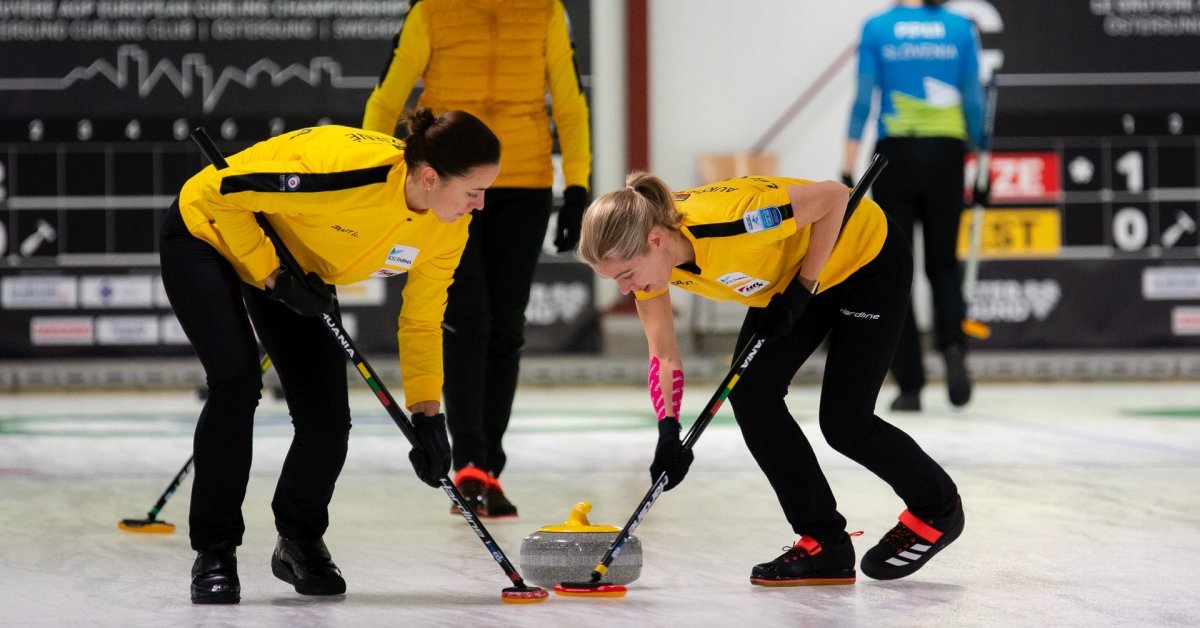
861, 496, 964, 580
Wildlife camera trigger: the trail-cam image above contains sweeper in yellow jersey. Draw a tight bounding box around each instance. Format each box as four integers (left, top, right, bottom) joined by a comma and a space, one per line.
160, 109, 500, 605
578, 172, 964, 586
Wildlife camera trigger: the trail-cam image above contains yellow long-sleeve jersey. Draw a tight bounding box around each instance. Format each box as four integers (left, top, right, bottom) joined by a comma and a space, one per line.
636, 177, 888, 307
177, 125, 470, 405
362, 0, 590, 190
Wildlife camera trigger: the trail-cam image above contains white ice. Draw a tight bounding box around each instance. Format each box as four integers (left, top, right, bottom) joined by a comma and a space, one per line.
2, 381, 1199, 627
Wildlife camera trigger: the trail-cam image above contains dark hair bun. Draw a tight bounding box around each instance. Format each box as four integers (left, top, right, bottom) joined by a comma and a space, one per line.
403, 107, 438, 140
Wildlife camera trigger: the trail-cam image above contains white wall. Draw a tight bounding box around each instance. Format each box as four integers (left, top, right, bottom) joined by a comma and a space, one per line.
647, 0, 894, 186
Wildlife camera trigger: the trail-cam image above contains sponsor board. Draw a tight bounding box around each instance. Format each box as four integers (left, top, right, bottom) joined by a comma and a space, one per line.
96, 316, 159, 345
1142, 267, 1200, 301
31, 316, 94, 345
1172, 307, 1200, 336
2, 276, 77, 309
80, 275, 155, 308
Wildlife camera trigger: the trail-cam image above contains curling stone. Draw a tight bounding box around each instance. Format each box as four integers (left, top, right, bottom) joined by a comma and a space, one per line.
519, 501, 642, 588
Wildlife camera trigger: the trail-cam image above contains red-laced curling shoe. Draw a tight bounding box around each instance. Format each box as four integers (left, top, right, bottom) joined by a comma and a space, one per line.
749, 533, 857, 586
449, 465, 488, 516
861, 496, 964, 580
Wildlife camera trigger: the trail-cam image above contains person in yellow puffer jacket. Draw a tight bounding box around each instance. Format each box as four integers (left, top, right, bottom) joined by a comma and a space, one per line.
162, 109, 500, 604
363, 0, 592, 519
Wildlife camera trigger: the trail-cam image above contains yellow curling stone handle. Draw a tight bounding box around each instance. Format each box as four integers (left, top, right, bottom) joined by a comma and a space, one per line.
538, 501, 621, 533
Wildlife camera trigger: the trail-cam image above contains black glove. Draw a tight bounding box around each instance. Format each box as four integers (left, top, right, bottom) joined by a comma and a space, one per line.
553, 185, 589, 253
267, 266, 336, 316
649, 417, 694, 491
755, 277, 815, 341
408, 412, 451, 488
972, 180, 990, 208
840, 171, 854, 189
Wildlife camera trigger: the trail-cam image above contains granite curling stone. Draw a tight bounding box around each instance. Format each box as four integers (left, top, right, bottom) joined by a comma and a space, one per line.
519, 501, 642, 588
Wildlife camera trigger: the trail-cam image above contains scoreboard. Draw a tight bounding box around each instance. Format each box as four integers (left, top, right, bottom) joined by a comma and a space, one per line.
955, 0, 1200, 348
0, 1, 598, 358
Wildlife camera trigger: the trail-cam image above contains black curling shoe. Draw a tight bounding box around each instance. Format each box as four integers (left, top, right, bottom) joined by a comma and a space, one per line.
750, 533, 857, 586
271, 535, 346, 596
861, 496, 964, 581
191, 544, 240, 604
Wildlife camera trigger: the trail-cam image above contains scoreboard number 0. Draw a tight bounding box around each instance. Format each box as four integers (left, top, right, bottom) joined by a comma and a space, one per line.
1112, 206, 1149, 252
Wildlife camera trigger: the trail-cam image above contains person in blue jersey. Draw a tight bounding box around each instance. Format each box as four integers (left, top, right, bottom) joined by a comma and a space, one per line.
842, 0, 986, 412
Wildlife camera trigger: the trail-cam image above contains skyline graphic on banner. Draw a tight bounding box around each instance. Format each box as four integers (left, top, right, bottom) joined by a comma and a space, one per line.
0, 45, 378, 113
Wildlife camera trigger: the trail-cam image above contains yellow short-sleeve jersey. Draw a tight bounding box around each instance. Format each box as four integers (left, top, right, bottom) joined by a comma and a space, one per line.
635, 176, 887, 307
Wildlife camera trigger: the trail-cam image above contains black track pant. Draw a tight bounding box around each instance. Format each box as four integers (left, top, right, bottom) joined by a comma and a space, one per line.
727, 218, 959, 544
443, 188, 552, 476
872, 137, 968, 393
160, 201, 351, 551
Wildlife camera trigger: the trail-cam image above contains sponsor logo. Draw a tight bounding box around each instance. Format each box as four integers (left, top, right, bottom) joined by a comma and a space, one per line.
281, 174, 301, 191
31, 316, 94, 345
670, 279, 695, 287
323, 315, 356, 358
1171, 306, 1200, 336
743, 206, 783, 233
331, 224, 359, 238
895, 21, 946, 39
967, 279, 1061, 323
1142, 267, 1200, 300
673, 193, 691, 202
96, 316, 159, 345
739, 337, 764, 369
80, 276, 154, 309
385, 244, 419, 268
2, 276, 77, 309
839, 308, 881, 320
369, 269, 402, 278
734, 278, 770, 296
718, 272, 751, 286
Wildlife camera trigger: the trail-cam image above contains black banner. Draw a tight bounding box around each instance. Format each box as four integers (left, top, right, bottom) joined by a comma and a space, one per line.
0, 0, 597, 358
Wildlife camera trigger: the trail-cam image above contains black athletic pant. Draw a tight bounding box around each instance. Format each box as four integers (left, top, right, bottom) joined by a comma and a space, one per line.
727, 218, 959, 544
443, 188, 552, 476
872, 137, 968, 394
160, 201, 351, 551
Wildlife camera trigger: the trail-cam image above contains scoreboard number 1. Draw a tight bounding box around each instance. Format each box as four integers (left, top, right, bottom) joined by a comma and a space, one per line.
1114, 150, 1144, 194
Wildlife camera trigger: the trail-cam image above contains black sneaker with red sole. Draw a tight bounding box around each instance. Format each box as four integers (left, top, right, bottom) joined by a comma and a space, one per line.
750, 534, 857, 586
861, 496, 964, 580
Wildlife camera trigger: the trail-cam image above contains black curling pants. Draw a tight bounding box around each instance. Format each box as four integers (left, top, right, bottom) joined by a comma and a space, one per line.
872, 137, 968, 394
727, 218, 959, 544
443, 188, 552, 477
160, 201, 351, 551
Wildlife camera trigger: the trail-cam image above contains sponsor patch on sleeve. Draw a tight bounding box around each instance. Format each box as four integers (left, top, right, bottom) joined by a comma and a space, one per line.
733, 278, 771, 296
717, 271, 751, 286
742, 206, 783, 233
